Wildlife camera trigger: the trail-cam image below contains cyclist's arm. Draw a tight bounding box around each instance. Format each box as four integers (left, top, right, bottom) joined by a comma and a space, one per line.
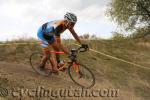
69, 28, 81, 44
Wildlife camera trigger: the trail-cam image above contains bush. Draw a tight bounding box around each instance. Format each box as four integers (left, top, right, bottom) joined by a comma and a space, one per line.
79, 33, 100, 40
130, 27, 150, 39
111, 32, 125, 40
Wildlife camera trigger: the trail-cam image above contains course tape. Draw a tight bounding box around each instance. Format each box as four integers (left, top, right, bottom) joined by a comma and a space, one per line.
0, 42, 38, 46
0, 42, 149, 70
73, 43, 150, 70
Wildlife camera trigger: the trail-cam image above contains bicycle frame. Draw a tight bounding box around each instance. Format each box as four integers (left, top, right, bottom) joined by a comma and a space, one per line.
49, 51, 65, 54
30, 46, 95, 88
48, 51, 80, 73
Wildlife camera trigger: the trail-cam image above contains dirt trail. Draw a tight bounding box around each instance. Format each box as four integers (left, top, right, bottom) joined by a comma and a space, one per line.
0, 61, 144, 100
0, 61, 77, 88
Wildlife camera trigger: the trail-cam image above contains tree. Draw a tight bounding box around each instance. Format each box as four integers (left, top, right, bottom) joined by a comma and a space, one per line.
107, 0, 150, 31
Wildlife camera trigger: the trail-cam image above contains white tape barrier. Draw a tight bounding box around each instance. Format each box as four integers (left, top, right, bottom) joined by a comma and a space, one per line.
73, 43, 150, 70
0, 42, 37, 45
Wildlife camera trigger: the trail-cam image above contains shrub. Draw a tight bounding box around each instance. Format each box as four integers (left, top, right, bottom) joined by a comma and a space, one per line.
111, 32, 125, 40
130, 27, 150, 39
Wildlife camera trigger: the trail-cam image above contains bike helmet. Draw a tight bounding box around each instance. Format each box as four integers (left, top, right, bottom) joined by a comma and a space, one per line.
64, 12, 77, 23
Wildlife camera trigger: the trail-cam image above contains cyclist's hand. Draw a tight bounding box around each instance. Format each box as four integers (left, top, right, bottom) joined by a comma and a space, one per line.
81, 44, 89, 51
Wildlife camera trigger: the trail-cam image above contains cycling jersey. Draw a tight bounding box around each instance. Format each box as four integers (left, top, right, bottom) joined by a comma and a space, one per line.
37, 20, 67, 51
42, 20, 66, 36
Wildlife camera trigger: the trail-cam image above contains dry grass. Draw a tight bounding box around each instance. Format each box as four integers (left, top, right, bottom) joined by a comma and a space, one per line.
0, 38, 150, 100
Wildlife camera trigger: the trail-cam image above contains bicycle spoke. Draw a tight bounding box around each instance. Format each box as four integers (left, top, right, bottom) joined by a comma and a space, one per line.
68, 63, 95, 88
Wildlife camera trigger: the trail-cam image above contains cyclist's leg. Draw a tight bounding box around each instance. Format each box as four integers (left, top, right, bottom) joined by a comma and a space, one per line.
37, 27, 51, 69
41, 44, 59, 72
55, 37, 70, 55
50, 40, 70, 71
41, 35, 60, 72
50, 41, 60, 71
55, 37, 70, 63
58, 43, 70, 55
55, 37, 61, 63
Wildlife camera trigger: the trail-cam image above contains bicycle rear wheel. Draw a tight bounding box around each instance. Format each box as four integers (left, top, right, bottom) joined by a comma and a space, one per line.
68, 63, 95, 88
29, 52, 52, 76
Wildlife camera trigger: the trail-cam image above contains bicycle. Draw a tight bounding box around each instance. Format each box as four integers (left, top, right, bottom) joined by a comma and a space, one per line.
29, 46, 95, 88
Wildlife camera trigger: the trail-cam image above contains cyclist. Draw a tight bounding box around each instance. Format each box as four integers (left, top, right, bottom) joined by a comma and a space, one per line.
37, 12, 87, 73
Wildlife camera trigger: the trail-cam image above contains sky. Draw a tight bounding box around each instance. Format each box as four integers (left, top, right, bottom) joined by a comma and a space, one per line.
0, 0, 117, 41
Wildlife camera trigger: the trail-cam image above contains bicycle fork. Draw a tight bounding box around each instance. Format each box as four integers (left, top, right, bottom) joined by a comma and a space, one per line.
72, 62, 80, 73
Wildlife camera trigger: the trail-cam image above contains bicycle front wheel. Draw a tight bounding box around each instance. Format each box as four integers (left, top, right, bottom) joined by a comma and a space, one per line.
68, 63, 95, 88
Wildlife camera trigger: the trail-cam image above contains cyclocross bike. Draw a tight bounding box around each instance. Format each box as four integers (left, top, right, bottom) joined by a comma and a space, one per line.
29, 46, 95, 88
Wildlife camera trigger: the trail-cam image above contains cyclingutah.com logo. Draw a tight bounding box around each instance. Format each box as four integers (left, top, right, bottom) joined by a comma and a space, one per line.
0, 86, 119, 99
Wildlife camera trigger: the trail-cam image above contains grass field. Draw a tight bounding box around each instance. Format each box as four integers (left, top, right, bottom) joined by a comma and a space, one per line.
0, 38, 150, 100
